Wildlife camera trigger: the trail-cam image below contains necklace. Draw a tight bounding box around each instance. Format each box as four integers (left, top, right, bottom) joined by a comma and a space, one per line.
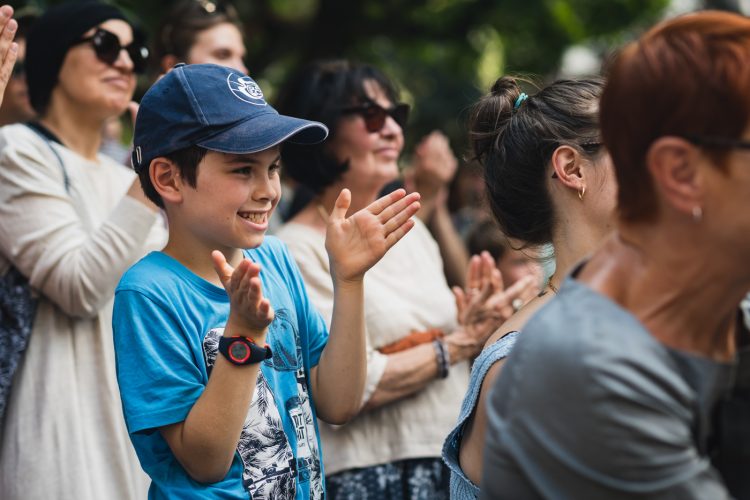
315, 204, 329, 224
547, 273, 558, 294
538, 273, 558, 297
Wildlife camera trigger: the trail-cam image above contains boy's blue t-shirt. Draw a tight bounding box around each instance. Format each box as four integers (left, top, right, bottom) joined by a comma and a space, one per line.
113, 237, 329, 500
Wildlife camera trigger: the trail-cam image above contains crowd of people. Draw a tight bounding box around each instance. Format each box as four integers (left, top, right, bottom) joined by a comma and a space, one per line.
0, 1, 748, 499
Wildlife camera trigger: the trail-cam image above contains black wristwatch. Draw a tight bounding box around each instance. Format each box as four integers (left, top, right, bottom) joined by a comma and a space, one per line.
218, 336, 273, 365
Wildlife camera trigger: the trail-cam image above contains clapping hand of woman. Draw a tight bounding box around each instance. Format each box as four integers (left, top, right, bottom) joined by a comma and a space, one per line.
451, 252, 539, 351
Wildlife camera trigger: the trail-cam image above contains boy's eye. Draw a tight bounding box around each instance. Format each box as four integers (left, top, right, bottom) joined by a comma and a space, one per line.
269, 163, 281, 175
234, 166, 252, 175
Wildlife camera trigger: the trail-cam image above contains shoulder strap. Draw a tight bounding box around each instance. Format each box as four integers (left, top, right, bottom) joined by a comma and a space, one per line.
24, 122, 70, 193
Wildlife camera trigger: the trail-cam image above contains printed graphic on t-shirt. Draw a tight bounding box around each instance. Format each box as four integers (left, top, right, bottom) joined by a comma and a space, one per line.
203, 328, 297, 499
267, 309, 323, 498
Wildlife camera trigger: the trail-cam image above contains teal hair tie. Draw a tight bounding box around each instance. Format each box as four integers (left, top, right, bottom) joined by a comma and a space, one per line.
514, 92, 528, 110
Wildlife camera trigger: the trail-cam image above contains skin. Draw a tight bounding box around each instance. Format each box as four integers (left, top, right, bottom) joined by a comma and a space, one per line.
288, 80, 530, 412
0, 5, 19, 113
495, 244, 543, 290
39, 19, 156, 211
458, 143, 617, 485
0, 36, 34, 126
582, 133, 750, 360
408, 131, 470, 287
149, 146, 422, 483
161, 22, 247, 74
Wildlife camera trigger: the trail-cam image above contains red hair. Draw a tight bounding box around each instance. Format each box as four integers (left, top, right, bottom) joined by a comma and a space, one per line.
600, 11, 750, 222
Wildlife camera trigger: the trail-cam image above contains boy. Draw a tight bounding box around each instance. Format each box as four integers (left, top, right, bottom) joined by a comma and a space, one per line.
113, 63, 420, 499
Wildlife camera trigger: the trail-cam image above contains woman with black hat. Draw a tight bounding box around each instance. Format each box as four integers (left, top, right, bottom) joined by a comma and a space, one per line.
0, 2, 166, 499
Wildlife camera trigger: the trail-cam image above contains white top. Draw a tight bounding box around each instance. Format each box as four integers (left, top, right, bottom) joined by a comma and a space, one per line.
277, 218, 469, 475
0, 124, 167, 500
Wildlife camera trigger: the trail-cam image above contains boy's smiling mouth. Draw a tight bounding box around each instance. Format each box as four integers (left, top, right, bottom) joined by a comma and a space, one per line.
238, 211, 269, 225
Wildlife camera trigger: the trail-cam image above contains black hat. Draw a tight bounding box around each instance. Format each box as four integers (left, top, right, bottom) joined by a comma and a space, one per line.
26, 1, 127, 114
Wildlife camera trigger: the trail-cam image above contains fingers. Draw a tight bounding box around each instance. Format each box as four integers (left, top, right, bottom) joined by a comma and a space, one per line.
382, 197, 421, 235
465, 254, 481, 294
0, 8, 17, 102
384, 217, 416, 248
329, 188, 351, 223
211, 250, 235, 286
453, 286, 466, 319
367, 188, 409, 216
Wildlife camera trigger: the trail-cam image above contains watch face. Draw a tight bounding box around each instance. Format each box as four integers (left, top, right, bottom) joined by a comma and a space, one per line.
229, 340, 251, 363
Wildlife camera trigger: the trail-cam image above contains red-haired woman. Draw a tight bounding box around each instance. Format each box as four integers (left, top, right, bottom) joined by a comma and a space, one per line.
481, 11, 750, 499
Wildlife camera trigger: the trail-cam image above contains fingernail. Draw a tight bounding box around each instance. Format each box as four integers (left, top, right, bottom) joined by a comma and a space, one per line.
0, 5, 11, 18
6, 18, 16, 33
10, 41, 17, 52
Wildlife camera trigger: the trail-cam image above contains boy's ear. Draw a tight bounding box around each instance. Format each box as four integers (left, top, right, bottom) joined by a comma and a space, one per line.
646, 136, 703, 216
150, 157, 184, 205
551, 145, 585, 192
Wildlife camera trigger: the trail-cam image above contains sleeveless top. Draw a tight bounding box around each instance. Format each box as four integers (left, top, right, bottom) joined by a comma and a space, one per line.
441, 330, 520, 499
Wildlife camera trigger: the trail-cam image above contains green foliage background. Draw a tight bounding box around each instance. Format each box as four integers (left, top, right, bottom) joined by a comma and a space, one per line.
12, 0, 671, 152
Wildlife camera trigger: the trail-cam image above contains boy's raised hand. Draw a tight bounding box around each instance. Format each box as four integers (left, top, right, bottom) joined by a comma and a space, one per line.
324, 188, 421, 283
212, 250, 274, 336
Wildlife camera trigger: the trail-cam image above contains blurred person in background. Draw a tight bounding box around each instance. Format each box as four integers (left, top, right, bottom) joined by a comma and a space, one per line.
442, 77, 615, 498
154, 0, 246, 74
466, 218, 543, 293
0, 10, 35, 126
275, 59, 526, 499
482, 11, 750, 498
0, 3, 166, 499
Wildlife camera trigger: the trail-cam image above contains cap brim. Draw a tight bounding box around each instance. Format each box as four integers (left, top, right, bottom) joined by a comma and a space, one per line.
197, 113, 328, 155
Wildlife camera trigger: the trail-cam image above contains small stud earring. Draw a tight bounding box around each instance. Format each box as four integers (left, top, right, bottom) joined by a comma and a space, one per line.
692, 205, 703, 222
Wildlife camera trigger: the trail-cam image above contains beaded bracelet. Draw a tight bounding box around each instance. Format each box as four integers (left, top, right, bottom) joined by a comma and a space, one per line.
432, 339, 450, 379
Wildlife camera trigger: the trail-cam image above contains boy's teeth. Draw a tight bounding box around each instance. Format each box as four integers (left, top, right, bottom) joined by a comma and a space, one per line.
239, 212, 266, 223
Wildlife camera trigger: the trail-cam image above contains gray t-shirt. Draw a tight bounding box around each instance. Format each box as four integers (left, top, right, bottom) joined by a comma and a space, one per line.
481, 276, 734, 500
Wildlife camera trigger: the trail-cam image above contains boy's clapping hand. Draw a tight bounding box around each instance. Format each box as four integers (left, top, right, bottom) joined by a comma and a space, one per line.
212, 250, 275, 337
323, 188, 421, 284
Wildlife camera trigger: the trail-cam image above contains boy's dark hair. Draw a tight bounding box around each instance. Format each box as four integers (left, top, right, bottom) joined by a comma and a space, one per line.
470, 77, 604, 246
275, 59, 400, 194
138, 145, 208, 208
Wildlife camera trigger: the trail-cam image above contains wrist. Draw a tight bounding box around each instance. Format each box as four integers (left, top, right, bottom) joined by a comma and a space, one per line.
224, 318, 267, 340
432, 339, 450, 379
333, 275, 364, 292
444, 331, 481, 363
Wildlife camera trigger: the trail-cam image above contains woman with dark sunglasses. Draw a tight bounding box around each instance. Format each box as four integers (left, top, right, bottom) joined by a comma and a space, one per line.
0, 3, 166, 499
275, 60, 525, 499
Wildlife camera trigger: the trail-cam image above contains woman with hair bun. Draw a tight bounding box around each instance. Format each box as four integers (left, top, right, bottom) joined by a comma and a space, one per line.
442, 76, 617, 498
482, 11, 750, 498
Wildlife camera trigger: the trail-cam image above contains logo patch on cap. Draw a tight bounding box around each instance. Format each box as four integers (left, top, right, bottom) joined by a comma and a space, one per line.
227, 73, 267, 106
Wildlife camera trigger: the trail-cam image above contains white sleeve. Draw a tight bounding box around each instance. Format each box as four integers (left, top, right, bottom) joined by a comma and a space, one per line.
0, 127, 164, 318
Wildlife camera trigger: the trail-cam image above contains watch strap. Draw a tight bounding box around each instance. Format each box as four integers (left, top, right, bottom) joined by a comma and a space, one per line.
218, 336, 273, 365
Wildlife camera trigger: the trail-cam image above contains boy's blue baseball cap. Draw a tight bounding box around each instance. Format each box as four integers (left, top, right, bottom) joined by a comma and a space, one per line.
132, 63, 328, 172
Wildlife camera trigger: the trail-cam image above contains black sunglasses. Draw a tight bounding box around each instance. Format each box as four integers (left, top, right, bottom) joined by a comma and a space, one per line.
341, 102, 410, 133
72, 28, 149, 74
